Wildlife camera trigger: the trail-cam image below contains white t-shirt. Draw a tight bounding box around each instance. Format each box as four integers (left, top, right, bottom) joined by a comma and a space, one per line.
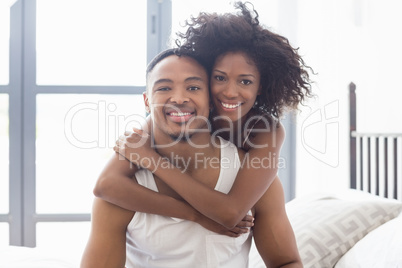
125, 137, 252, 268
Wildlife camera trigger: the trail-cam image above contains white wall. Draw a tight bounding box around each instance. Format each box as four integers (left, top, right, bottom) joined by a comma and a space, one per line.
294, 0, 402, 197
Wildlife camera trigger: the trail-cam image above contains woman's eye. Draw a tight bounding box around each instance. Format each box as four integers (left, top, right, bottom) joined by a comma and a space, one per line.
214, 75, 225, 81
188, 86, 200, 91
241, 80, 252, 85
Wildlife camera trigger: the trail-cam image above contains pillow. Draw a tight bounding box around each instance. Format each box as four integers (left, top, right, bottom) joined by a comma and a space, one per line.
335, 212, 402, 268
286, 191, 402, 268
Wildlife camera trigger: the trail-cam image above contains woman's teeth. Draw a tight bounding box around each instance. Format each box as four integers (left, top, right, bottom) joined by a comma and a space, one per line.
221, 102, 241, 109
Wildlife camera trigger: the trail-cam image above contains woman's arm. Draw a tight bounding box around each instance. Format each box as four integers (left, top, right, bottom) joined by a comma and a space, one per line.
115, 122, 285, 229
95, 115, 198, 219
95, 153, 198, 219
94, 153, 252, 236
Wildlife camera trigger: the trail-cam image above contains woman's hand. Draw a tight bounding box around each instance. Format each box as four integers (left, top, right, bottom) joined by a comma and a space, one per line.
230, 214, 254, 235
114, 128, 157, 170
197, 214, 254, 237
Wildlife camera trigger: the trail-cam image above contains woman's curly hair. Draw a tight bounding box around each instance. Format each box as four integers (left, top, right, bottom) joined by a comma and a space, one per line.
176, 2, 313, 119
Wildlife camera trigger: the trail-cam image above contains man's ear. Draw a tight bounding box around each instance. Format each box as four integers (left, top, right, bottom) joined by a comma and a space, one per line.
143, 91, 150, 113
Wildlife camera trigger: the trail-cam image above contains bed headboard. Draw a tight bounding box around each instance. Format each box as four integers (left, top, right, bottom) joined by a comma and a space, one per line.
349, 82, 402, 201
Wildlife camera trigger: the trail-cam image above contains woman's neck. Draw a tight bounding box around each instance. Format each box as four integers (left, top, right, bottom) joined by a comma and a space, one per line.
211, 109, 262, 149
211, 115, 244, 148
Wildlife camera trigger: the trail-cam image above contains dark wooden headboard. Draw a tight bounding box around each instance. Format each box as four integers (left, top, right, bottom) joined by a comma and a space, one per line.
349, 82, 401, 201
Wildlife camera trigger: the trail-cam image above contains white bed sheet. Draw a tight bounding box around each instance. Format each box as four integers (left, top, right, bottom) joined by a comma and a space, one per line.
0, 246, 78, 268
335, 212, 402, 268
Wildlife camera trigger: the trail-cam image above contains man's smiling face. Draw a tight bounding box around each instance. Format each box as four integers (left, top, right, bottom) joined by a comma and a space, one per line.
144, 55, 210, 141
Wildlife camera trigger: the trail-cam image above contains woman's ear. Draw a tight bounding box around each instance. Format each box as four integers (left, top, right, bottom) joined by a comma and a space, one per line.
258, 84, 262, 95
143, 92, 151, 113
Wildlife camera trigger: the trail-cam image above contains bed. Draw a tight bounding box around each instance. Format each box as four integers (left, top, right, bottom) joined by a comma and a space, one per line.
1, 83, 401, 268
0, 245, 78, 267
250, 82, 402, 268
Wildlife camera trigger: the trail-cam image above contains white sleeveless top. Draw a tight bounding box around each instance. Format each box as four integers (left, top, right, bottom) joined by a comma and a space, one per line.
125, 137, 252, 268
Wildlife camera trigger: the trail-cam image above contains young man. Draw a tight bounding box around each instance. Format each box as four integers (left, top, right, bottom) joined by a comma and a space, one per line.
80, 49, 301, 268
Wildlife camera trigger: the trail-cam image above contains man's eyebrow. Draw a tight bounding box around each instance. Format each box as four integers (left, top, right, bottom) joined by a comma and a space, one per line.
153, 78, 173, 86
185, 76, 205, 82
153, 77, 204, 86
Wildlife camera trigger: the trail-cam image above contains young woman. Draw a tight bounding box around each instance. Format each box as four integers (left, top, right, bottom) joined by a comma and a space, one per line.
94, 2, 312, 232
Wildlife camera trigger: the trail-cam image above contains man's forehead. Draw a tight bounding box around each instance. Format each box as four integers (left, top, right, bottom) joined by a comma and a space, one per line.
149, 55, 206, 79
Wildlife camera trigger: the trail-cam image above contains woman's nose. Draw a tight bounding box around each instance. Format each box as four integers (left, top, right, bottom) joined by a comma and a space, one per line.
222, 82, 239, 98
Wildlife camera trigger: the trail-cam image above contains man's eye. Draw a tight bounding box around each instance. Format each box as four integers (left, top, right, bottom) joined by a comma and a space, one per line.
188, 86, 200, 91
158, 87, 170, 91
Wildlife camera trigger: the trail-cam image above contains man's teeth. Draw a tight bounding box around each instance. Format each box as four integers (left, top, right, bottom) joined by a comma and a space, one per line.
169, 112, 191, 117
221, 102, 241, 109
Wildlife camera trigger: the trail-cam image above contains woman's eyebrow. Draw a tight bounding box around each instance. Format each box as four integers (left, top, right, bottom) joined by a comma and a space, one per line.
213, 69, 256, 78
239, 74, 256, 78
213, 69, 226, 75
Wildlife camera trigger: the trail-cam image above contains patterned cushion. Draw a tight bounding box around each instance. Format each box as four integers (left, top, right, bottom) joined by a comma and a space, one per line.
286, 193, 402, 268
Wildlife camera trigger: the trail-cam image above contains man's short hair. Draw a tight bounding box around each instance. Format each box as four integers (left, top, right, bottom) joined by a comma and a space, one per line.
145, 48, 208, 92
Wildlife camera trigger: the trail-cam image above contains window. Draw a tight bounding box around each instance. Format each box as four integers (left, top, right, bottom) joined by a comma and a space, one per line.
36, 0, 147, 86
0, 0, 10, 249
0, 94, 9, 216
1, 0, 171, 255
0, 223, 9, 247
36, 94, 145, 215
0, 1, 10, 85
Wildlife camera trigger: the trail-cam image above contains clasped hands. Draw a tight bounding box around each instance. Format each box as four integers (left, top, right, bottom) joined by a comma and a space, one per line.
113, 128, 254, 236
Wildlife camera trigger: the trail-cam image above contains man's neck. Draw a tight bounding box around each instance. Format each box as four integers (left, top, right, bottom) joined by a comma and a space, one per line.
152, 130, 218, 173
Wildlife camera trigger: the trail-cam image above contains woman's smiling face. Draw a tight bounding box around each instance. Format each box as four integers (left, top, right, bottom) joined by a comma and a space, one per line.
210, 51, 261, 122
